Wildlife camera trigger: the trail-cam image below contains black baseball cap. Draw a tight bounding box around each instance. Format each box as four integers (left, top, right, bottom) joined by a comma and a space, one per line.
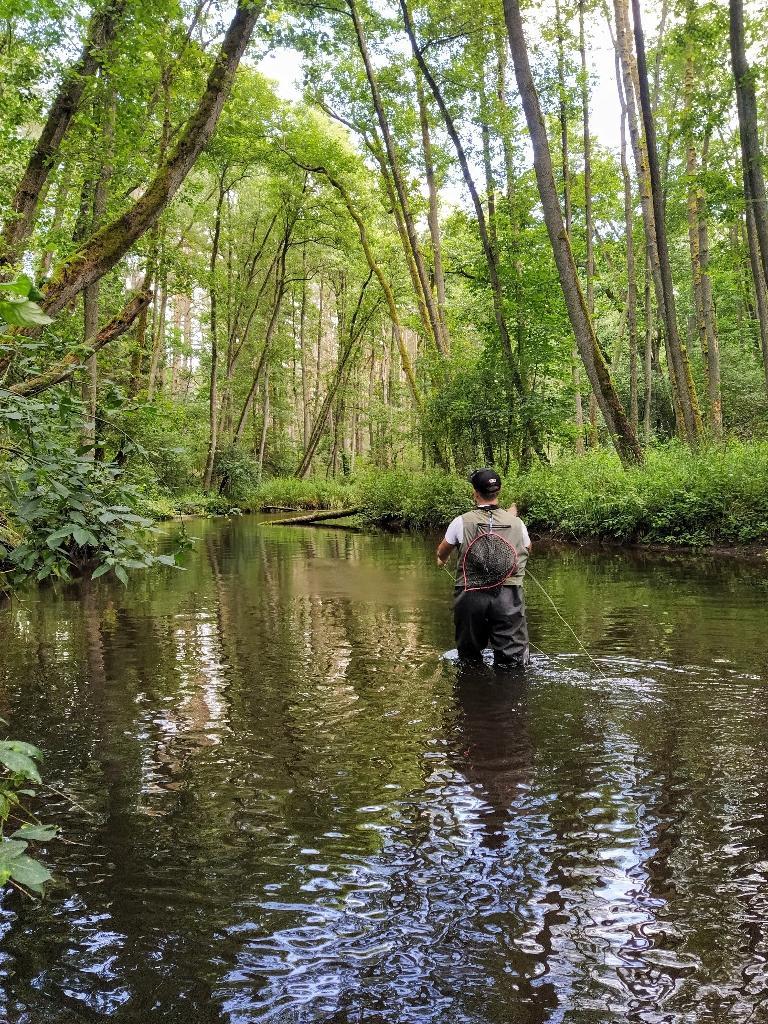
469, 468, 501, 492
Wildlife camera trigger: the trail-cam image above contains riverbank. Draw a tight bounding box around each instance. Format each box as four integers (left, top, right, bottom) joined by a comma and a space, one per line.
141, 441, 768, 549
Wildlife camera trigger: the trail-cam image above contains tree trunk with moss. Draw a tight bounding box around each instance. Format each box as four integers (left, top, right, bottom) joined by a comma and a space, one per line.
8, 291, 151, 397
38, 1, 263, 320
0, 0, 126, 266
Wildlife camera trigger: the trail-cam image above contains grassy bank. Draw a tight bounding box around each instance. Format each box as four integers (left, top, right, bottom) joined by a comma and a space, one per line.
144, 441, 768, 548
513, 442, 768, 546
140, 477, 357, 520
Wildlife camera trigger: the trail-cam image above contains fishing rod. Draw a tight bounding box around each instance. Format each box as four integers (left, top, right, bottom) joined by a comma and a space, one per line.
438, 561, 606, 679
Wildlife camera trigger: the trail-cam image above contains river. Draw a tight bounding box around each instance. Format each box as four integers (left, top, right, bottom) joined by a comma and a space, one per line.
0, 516, 767, 1023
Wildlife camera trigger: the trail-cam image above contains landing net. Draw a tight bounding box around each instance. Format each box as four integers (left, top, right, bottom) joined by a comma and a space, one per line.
460, 520, 519, 592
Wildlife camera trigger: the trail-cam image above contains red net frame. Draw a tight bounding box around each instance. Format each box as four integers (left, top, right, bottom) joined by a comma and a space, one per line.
460, 530, 519, 592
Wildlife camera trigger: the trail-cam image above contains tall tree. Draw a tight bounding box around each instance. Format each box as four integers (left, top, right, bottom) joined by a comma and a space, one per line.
555, 0, 586, 453
203, 172, 228, 490
630, 0, 702, 442
682, 1, 721, 434
502, 0, 642, 464
729, 0, 768, 298
579, 0, 599, 444
0, 0, 127, 266
616, 50, 640, 438
399, 0, 544, 461
415, 73, 450, 353
38, 0, 264, 319
346, 0, 447, 358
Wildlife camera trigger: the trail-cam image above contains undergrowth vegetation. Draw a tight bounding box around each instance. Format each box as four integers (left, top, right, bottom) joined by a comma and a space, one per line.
144, 440, 768, 547
6, 440, 767, 570
511, 442, 768, 545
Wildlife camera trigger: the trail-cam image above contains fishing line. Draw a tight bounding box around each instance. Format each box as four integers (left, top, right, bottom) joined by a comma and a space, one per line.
524, 568, 608, 679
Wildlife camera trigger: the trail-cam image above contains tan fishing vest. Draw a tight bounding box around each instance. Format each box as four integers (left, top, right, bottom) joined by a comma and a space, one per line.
455, 506, 529, 588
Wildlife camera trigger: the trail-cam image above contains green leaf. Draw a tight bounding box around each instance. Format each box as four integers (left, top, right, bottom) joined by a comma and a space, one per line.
91, 563, 111, 579
0, 748, 42, 782
1, 740, 42, 758
114, 564, 129, 585
1, 275, 33, 298
10, 854, 52, 893
0, 300, 53, 328
45, 527, 73, 549
0, 841, 29, 871
10, 824, 58, 842
72, 527, 94, 547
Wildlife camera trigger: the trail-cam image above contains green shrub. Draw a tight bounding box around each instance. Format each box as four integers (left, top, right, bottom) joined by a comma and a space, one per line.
114, 444, 768, 547
138, 493, 178, 520
356, 469, 474, 529
510, 441, 768, 546
248, 476, 354, 511
510, 450, 645, 541
0, 737, 58, 896
215, 443, 261, 500
117, 398, 202, 495
173, 491, 240, 516
3, 450, 179, 585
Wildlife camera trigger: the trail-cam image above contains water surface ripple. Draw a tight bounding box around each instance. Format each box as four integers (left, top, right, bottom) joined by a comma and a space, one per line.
0, 520, 767, 1023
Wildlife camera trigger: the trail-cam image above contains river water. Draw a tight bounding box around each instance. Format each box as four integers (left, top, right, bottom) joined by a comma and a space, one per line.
0, 517, 767, 1023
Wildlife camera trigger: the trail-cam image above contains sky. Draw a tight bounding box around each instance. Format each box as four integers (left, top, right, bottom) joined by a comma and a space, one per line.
257, 5, 627, 158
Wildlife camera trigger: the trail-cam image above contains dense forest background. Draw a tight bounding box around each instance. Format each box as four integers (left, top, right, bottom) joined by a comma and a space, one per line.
2, 0, 768, 583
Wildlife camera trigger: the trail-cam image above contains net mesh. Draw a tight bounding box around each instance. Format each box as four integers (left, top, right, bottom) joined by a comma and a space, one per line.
461, 530, 519, 591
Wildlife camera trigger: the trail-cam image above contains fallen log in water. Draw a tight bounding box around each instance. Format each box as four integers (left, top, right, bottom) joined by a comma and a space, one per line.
265, 507, 363, 526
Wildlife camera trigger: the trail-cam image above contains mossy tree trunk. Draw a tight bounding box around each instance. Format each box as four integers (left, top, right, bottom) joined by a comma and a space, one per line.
0, 0, 126, 267
37, 1, 263, 320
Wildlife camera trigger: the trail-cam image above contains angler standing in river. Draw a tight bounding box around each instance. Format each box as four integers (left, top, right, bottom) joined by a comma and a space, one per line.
437, 468, 531, 667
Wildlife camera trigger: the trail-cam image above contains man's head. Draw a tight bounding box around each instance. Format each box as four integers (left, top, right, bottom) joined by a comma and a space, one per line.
469, 467, 501, 503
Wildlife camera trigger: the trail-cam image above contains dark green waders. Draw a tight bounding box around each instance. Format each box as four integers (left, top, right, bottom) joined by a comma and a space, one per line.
453, 585, 530, 666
